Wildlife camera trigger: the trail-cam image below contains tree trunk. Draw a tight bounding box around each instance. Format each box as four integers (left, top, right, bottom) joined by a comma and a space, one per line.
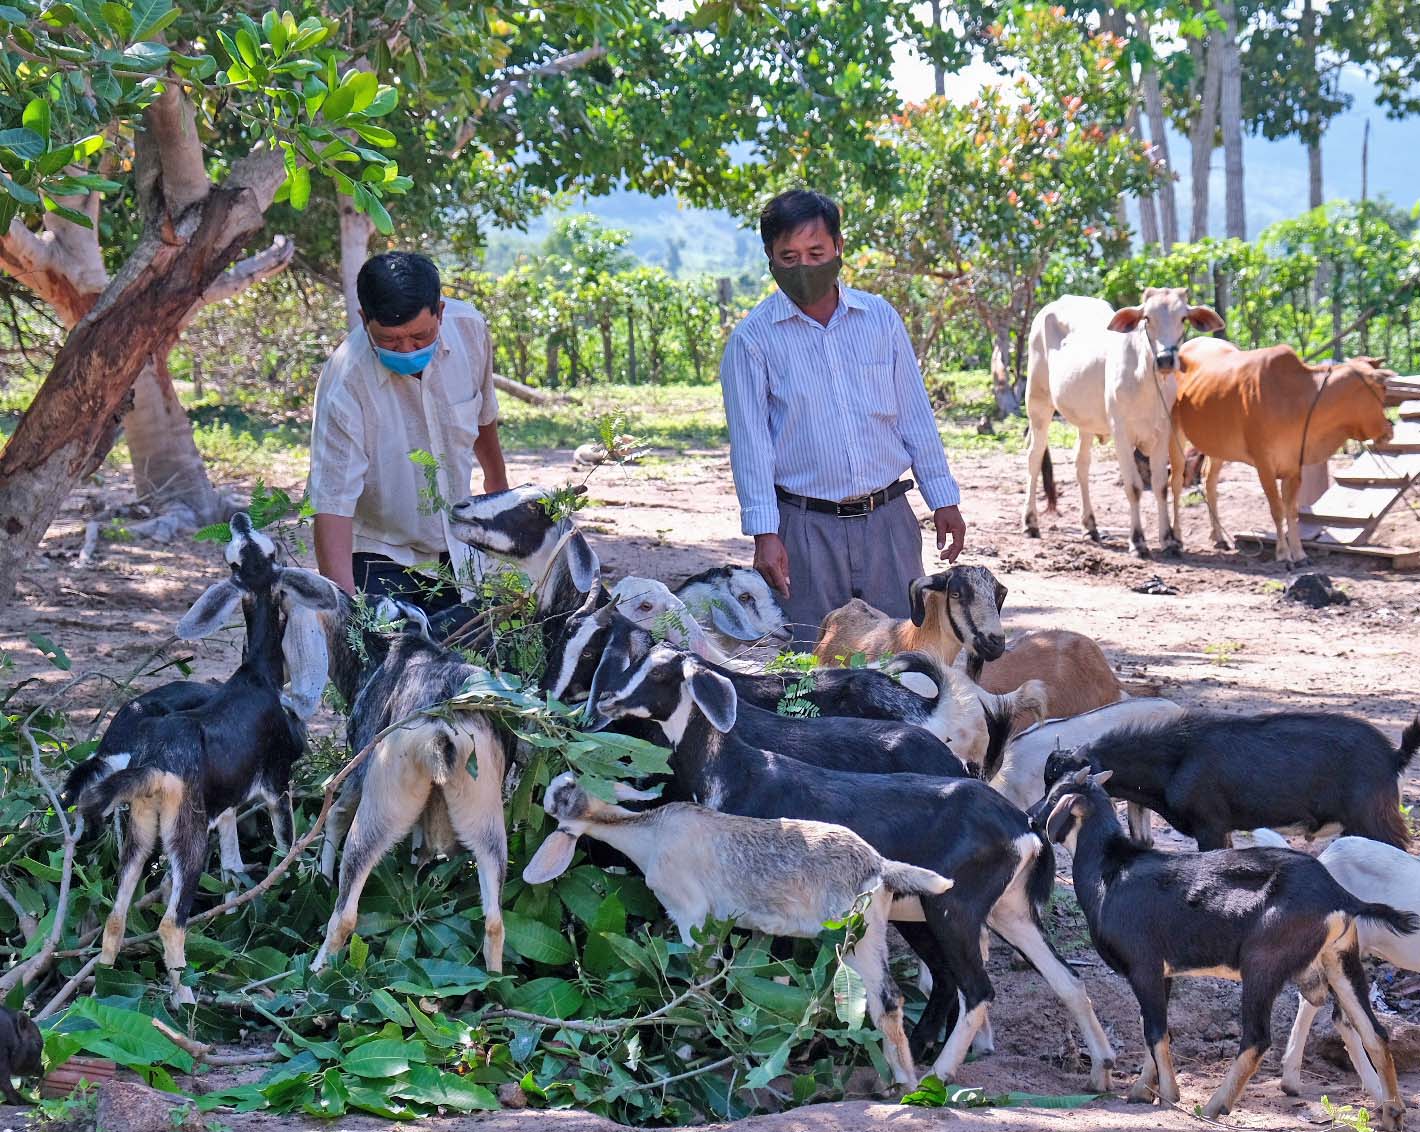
125, 356, 223, 522
1307, 137, 1323, 210
1140, 44, 1179, 246
339, 197, 376, 329
929, 0, 945, 97
1188, 33, 1223, 241
989, 326, 1020, 415
626, 310, 637, 384
0, 94, 284, 605
1218, 0, 1247, 239
1129, 99, 1161, 246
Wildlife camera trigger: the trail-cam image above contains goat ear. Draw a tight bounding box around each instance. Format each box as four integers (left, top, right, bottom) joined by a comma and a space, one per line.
993, 581, 1008, 612
908, 576, 932, 627
1091, 769, 1114, 787
685, 659, 737, 733
277, 568, 342, 613
177, 581, 243, 640
709, 598, 760, 641
282, 604, 331, 720
612, 781, 661, 802
1107, 305, 1145, 333
1044, 794, 1081, 845
1186, 305, 1225, 333
522, 830, 579, 884
566, 532, 601, 595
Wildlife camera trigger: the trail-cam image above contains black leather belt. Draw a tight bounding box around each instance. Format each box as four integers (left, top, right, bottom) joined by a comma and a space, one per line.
775, 479, 912, 517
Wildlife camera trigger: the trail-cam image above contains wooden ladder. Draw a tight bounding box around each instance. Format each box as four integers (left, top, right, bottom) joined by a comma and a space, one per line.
1297, 392, 1420, 559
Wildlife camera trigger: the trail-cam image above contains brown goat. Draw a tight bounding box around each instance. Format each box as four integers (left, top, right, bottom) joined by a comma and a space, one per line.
814, 566, 1124, 720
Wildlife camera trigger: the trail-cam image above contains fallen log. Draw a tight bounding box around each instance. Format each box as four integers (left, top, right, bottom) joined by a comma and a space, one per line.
493, 373, 559, 406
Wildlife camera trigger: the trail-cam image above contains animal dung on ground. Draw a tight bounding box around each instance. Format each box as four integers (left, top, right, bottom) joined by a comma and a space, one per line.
1284, 572, 1350, 608
1131, 575, 1179, 596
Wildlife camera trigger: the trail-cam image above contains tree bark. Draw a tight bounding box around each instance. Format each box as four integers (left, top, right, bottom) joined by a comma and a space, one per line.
1218, 0, 1247, 239
1129, 98, 1161, 246
339, 196, 376, 328
1188, 33, 1222, 241
0, 86, 284, 605
1140, 44, 1179, 246
1307, 136, 1323, 210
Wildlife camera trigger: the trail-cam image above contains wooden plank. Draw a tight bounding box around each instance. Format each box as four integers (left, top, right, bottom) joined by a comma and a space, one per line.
1333, 450, 1420, 486
1376, 420, 1420, 454
1300, 484, 1406, 526
1236, 529, 1420, 570
1399, 400, 1420, 421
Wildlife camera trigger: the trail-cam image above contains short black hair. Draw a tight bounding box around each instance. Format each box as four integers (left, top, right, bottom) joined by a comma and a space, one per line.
356, 252, 441, 326
759, 190, 841, 252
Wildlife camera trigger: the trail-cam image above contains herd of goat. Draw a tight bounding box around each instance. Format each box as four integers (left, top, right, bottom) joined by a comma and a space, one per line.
49, 485, 1420, 1129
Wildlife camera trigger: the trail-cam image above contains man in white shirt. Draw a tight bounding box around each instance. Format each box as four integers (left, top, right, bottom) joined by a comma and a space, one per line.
720, 190, 967, 648
308, 253, 509, 613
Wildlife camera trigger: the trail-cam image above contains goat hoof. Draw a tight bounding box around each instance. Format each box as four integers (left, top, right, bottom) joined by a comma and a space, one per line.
1024, 525, 1040, 539
1162, 541, 1182, 559
1089, 1067, 1112, 1094
1085, 526, 1101, 543
1378, 1101, 1405, 1132
1279, 1078, 1301, 1097
1131, 544, 1152, 561
1202, 1099, 1229, 1120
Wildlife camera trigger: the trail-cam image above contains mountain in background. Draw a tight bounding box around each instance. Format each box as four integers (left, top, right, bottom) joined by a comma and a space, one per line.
481, 70, 1415, 279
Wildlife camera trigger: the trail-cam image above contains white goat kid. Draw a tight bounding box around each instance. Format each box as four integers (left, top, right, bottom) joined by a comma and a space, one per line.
1023, 289, 1224, 558
524, 772, 954, 1088
608, 577, 733, 663
673, 566, 791, 662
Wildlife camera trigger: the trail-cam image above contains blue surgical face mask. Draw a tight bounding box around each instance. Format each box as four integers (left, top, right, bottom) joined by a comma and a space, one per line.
375, 338, 438, 375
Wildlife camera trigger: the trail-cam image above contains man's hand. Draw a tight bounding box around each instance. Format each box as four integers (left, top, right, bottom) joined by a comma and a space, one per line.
933, 505, 966, 562
753, 532, 791, 598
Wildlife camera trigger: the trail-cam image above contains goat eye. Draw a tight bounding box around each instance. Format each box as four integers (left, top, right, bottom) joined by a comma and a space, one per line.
738, 593, 753, 605
639, 603, 652, 613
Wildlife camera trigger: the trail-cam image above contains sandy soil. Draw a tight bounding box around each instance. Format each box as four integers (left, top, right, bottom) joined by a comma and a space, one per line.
5, 439, 1420, 1130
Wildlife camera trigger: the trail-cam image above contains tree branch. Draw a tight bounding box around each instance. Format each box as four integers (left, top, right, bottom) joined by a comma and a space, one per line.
150, 1018, 281, 1067
147, 84, 211, 219
0, 878, 39, 943
449, 46, 608, 155
178, 235, 295, 332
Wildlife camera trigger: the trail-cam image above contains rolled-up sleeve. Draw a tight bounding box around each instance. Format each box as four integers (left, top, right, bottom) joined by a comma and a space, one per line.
472, 314, 500, 426
719, 329, 780, 536
890, 311, 960, 510
308, 377, 367, 517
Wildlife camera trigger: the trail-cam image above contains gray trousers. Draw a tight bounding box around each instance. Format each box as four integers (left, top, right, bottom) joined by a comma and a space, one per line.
778, 492, 925, 650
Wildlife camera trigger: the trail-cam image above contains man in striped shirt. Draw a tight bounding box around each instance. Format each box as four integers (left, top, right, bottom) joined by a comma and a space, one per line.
720, 190, 966, 649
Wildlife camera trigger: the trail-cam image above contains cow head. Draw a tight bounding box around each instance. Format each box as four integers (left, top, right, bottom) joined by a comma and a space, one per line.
1330, 356, 1397, 445
1108, 287, 1225, 373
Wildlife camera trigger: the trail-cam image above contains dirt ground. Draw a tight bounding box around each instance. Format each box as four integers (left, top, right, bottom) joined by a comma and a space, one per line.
5, 439, 1420, 1131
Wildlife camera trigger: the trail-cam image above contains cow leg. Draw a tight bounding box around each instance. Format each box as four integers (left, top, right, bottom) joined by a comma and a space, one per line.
1280, 473, 1309, 566
1113, 434, 1150, 558
1204, 457, 1230, 548
1076, 433, 1100, 541
1023, 394, 1054, 536
1150, 442, 1180, 556
1254, 468, 1293, 564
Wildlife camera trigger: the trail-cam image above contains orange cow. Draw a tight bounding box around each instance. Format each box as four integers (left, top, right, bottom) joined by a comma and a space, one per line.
1171, 342, 1395, 565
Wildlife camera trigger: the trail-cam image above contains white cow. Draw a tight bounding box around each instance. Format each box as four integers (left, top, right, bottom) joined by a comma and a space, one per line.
1022, 288, 1224, 559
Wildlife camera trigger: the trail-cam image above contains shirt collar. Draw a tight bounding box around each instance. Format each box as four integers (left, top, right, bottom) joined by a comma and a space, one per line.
769, 280, 865, 324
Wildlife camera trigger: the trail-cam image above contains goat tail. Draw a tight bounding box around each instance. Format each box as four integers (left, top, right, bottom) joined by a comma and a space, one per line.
1355, 902, 1420, 939
882, 649, 946, 701
1041, 448, 1057, 510
881, 860, 953, 897
75, 766, 162, 825
1027, 833, 1057, 918
61, 755, 112, 812
1395, 715, 1420, 775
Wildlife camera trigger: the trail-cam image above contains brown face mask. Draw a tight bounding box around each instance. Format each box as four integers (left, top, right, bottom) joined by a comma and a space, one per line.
770, 256, 842, 307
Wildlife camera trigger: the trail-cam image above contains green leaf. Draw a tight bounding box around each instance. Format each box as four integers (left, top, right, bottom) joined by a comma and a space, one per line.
0, 173, 40, 207
364, 192, 392, 236
582, 892, 627, 977
367, 988, 412, 1027
120, 41, 168, 68
503, 911, 573, 966
350, 122, 395, 148
0, 128, 46, 160
321, 79, 356, 122
345, 1082, 412, 1119
22, 100, 50, 145
347, 932, 369, 970
99, 1, 132, 39
71, 134, 104, 159
131, 0, 177, 39
832, 960, 867, 1027
734, 973, 813, 1019
390, 1065, 498, 1112
340, 1039, 411, 1078
504, 976, 583, 1019
43, 197, 93, 227
288, 164, 310, 210
342, 68, 378, 112
37, 145, 74, 176
263, 8, 287, 52
27, 632, 70, 670
364, 86, 397, 117
233, 26, 260, 67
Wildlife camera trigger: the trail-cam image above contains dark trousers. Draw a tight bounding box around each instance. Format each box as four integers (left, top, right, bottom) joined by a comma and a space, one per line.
777, 492, 925, 650
352, 552, 463, 617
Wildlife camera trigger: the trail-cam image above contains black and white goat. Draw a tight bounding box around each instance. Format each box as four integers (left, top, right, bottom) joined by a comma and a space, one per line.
586, 638, 1116, 1088
673, 565, 792, 659
62, 515, 341, 1002
1036, 768, 1415, 1129
312, 627, 515, 973
1043, 710, 1420, 850
1279, 836, 1420, 1103
524, 772, 954, 1087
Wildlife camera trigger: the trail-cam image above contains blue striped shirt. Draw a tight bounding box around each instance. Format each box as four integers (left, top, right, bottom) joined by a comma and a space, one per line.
719, 283, 961, 536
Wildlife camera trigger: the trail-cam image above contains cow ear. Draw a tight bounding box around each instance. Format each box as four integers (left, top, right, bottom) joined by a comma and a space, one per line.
1186, 305, 1226, 333
566, 532, 601, 595
177, 581, 243, 640
685, 659, 737, 733
908, 576, 931, 627
994, 581, 1008, 612
1107, 306, 1146, 333
523, 830, 579, 884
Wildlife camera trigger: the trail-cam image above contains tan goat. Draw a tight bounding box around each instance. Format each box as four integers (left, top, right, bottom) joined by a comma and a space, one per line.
814, 565, 1124, 720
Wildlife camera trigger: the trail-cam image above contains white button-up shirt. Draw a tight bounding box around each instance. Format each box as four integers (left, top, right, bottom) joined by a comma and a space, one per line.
719, 283, 960, 536
307, 298, 499, 579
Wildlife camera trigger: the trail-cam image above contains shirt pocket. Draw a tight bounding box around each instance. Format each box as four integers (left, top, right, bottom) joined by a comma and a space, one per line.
861, 360, 898, 423
444, 394, 484, 447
